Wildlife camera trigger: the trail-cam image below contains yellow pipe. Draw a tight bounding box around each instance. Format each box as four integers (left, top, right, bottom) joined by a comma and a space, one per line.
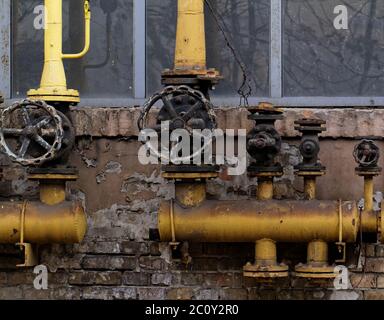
255, 239, 277, 266
175, 182, 206, 207
27, 0, 91, 103
304, 177, 316, 200
0, 201, 86, 244
62, 1, 91, 59
257, 179, 274, 201
39, 182, 66, 206
175, 0, 206, 70
159, 200, 359, 243
307, 240, 328, 264
364, 176, 374, 212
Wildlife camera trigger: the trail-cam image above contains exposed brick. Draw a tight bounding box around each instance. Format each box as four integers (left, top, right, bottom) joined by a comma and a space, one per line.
0, 287, 23, 300
191, 258, 218, 271
138, 287, 166, 300
364, 290, 384, 300
365, 244, 376, 257
195, 289, 220, 300
77, 242, 121, 254
123, 272, 150, 286
248, 289, 276, 300
139, 257, 166, 271
121, 241, 149, 255
181, 272, 204, 286
329, 290, 362, 300
365, 258, 384, 273
350, 273, 376, 289
218, 258, 246, 272
304, 290, 326, 300
82, 286, 136, 300
50, 286, 82, 300
22, 288, 51, 300
151, 273, 172, 286
377, 275, 384, 288
69, 271, 96, 285
149, 242, 161, 256
219, 288, 248, 300
166, 288, 195, 300
375, 245, 384, 257
0, 272, 6, 285
95, 272, 122, 285
82, 256, 136, 270
203, 273, 233, 288
7, 272, 34, 285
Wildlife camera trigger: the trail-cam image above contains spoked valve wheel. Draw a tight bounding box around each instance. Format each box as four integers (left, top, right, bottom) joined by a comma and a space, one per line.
0, 99, 64, 166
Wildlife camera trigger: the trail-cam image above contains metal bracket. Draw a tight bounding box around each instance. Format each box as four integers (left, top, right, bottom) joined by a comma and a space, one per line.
335, 242, 346, 264
16, 201, 38, 267
169, 199, 180, 250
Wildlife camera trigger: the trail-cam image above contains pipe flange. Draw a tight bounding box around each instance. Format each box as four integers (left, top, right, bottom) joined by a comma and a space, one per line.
294, 264, 337, 279
243, 262, 289, 278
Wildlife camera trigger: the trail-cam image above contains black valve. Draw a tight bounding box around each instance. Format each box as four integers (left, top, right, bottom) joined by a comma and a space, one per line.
354, 139, 380, 168
295, 118, 326, 172
247, 103, 283, 174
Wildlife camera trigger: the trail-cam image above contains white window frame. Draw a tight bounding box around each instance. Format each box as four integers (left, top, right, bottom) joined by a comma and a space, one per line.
2, 0, 384, 107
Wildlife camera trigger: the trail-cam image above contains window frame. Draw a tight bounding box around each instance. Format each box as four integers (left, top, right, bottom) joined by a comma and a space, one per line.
2, 0, 384, 107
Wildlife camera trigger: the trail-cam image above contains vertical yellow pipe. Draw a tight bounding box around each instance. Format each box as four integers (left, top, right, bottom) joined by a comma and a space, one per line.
257, 179, 273, 201
175, 0, 206, 70
364, 176, 374, 212
40, 0, 67, 91
39, 182, 66, 206
255, 239, 277, 266
307, 240, 328, 264
304, 177, 316, 200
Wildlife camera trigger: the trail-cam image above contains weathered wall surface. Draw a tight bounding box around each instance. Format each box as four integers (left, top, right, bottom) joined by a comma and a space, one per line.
0, 107, 383, 300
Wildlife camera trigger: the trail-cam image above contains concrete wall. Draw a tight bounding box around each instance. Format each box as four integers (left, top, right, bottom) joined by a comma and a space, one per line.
0, 106, 383, 300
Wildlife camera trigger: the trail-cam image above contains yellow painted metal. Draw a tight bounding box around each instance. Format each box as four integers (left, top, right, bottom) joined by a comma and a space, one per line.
257, 179, 274, 201
307, 240, 328, 264
39, 182, 66, 205
27, 0, 91, 103
243, 239, 288, 278
304, 177, 317, 200
175, 182, 206, 207
159, 200, 359, 243
364, 176, 374, 213
295, 240, 336, 279
0, 201, 87, 244
175, 0, 206, 70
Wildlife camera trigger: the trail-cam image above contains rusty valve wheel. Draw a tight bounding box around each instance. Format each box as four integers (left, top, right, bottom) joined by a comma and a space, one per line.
0, 99, 64, 166
138, 85, 216, 133
353, 139, 380, 167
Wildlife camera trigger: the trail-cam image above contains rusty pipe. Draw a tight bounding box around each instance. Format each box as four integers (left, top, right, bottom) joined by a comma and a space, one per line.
159, 200, 359, 243
0, 201, 87, 244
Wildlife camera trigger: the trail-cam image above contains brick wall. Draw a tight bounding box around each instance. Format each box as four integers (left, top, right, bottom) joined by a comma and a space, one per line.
0, 106, 384, 300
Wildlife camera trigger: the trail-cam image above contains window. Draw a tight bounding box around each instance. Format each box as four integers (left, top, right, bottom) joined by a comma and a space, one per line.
12, 0, 133, 99
147, 0, 270, 97
1, 0, 384, 106
284, 0, 384, 97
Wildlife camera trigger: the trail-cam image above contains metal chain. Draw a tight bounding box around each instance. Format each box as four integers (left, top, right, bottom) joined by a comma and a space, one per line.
204, 0, 253, 107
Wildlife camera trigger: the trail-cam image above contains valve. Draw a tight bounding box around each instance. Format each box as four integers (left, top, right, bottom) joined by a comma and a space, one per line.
247, 103, 283, 172
353, 139, 380, 168
0, 100, 65, 166
138, 85, 216, 133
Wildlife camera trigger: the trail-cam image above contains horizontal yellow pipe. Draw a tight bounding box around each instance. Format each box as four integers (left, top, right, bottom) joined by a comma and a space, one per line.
159, 200, 359, 243
0, 201, 86, 244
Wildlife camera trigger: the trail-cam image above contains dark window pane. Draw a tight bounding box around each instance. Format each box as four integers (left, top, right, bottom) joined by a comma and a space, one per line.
284, 0, 384, 96
146, 0, 270, 97
12, 0, 133, 99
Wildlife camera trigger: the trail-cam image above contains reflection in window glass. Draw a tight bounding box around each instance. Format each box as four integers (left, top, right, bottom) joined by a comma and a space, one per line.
12, 0, 133, 99
284, 0, 384, 96
147, 0, 270, 97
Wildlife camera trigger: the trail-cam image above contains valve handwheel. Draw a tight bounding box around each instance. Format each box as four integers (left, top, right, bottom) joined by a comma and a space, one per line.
353, 139, 380, 167
0, 99, 64, 166
138, 85, 216, 133
138, 86, 217, 164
